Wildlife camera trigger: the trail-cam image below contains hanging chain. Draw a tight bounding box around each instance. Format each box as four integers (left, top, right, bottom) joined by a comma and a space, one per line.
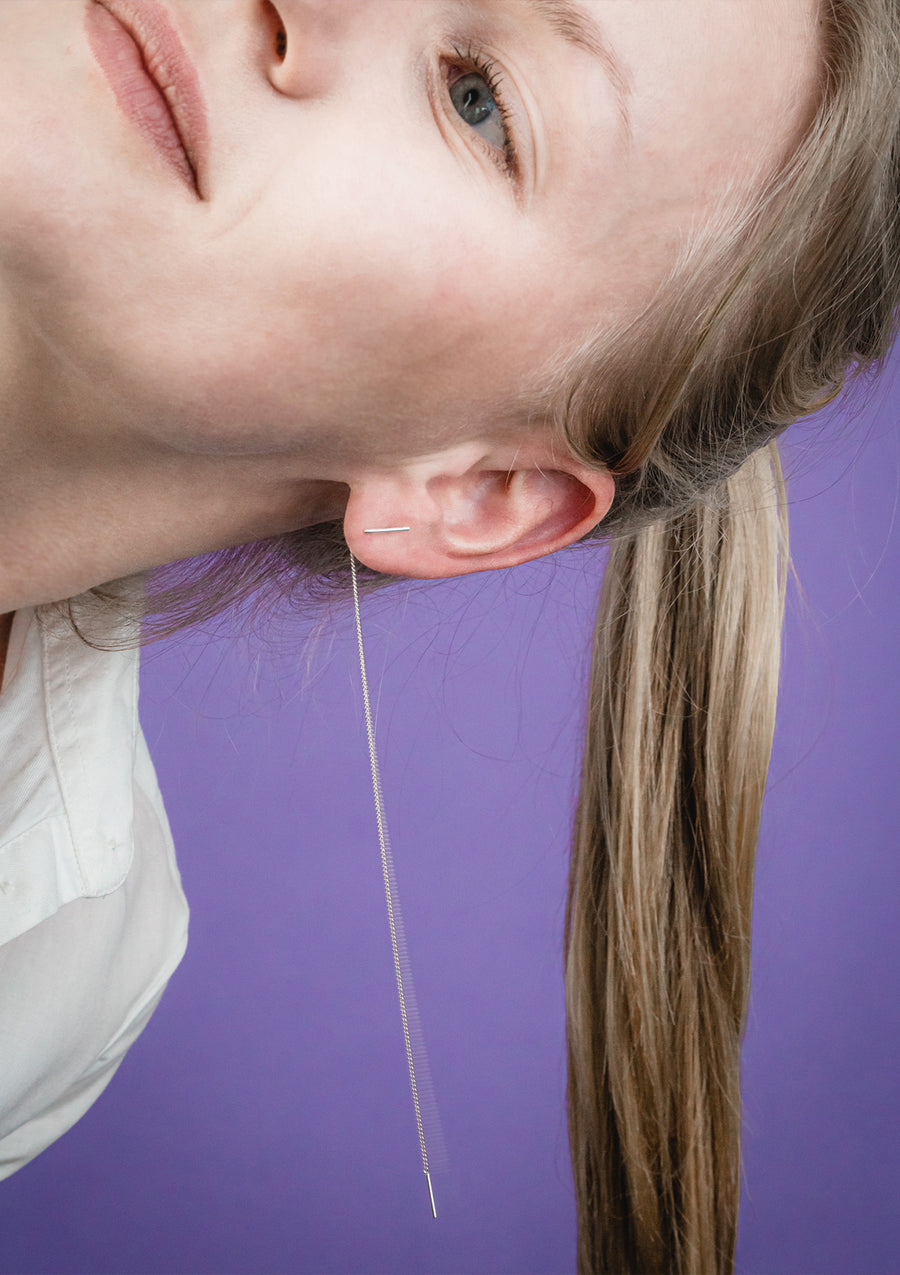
350, 554, 437, 1220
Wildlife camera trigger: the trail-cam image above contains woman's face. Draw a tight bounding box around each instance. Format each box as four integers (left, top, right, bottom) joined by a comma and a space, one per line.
0, 0, 819, 477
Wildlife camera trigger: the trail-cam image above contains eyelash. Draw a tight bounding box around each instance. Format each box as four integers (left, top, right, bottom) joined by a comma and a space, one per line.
446, 44, 519, 176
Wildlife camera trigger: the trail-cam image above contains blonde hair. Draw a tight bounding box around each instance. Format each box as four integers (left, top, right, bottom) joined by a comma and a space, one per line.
557, 1, 900, 1268
79, 2, 899, 1269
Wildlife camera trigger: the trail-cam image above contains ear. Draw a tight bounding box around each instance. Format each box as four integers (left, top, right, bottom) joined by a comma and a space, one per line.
343, 437, 614, 578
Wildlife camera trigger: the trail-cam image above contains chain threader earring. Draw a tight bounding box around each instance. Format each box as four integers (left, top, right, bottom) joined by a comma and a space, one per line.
349, 544, 440, 1220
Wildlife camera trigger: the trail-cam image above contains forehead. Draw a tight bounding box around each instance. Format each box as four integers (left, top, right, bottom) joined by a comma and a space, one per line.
610, 0, 823, 178
530, 0, 823, 327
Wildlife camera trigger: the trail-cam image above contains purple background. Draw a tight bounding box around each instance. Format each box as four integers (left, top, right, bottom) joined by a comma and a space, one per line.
0, 342, 897, 1274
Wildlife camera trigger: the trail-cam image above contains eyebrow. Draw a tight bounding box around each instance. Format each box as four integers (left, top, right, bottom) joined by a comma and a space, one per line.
523, 0, 632, 134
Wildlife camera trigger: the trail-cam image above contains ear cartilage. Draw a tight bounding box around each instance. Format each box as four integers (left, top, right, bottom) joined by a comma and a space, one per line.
363, 526, 411, 533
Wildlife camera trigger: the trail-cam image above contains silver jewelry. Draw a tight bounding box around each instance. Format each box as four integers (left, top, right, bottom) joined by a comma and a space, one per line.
363, 526, 411, 534
350, 551, 439, 1220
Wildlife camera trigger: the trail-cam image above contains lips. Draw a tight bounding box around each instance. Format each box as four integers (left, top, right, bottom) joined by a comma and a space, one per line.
85, 0, 209, 196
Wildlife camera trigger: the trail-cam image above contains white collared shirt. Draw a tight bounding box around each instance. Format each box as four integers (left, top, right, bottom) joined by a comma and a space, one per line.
0, 606, 188, 1177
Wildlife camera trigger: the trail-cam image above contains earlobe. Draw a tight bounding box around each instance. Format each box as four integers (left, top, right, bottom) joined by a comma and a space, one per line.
344, 441, 615, 579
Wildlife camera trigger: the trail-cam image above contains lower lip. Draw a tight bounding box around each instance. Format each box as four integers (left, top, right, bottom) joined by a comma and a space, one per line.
85, 0, 197, 192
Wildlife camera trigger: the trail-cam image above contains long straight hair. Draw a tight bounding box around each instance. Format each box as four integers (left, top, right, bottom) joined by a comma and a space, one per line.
557, 2, 900, 1268
565, 448, 787, 1272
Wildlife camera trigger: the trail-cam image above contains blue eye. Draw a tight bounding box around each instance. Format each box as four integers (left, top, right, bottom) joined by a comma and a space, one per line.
446, 51, 517, 173
449, 72, 507, 153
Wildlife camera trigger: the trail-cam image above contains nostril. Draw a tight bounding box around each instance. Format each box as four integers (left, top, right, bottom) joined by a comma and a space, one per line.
261, 0, 287, 61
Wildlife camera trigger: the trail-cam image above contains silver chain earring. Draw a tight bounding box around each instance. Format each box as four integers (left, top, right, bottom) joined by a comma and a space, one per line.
349, 547, 440, 1220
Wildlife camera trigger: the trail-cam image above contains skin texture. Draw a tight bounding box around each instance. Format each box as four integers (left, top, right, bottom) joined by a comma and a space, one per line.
0, 0, 820, 611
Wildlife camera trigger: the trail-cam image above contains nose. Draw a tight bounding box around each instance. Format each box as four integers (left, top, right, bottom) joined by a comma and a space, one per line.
262, 0, 365, 99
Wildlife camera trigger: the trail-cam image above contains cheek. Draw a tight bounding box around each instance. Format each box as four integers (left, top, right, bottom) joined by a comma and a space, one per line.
319, 221, 560, 409
148, 123, 560, 448
214, 196, 543, 441
315, 254, 530, 428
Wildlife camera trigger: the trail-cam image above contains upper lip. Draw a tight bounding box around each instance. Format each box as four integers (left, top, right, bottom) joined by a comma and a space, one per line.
96, 0, 209, 196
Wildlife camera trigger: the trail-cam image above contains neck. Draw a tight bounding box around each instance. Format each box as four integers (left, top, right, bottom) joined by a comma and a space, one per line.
0, 448, 347, 612
0, 297, 349, 612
